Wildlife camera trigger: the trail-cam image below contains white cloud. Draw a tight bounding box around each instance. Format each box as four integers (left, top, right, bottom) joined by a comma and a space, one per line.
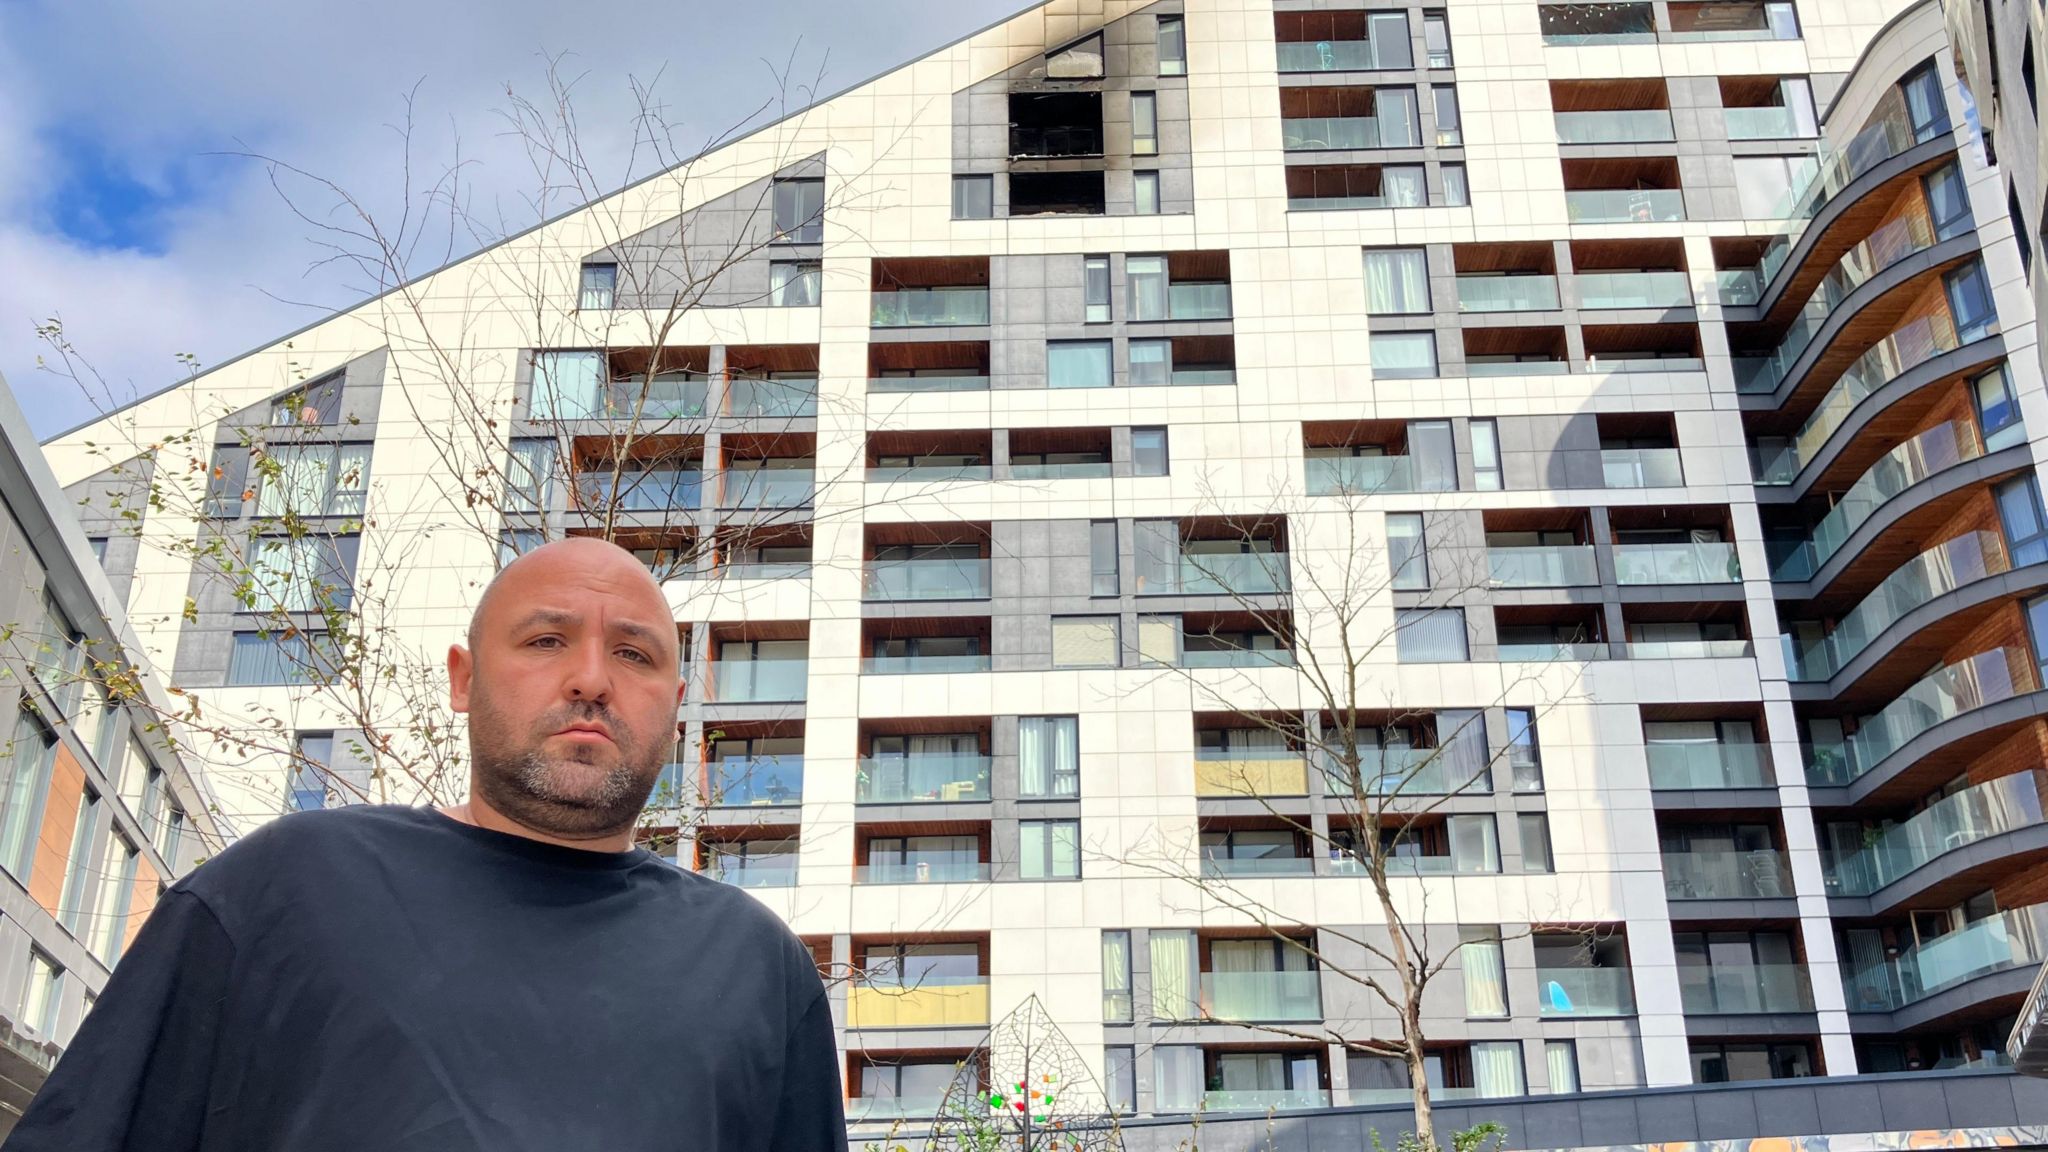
0, 0, 1028, 437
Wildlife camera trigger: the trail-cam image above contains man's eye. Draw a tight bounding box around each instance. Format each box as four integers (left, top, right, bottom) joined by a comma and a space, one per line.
617, 647, 652, 665
530, 636, 565, 649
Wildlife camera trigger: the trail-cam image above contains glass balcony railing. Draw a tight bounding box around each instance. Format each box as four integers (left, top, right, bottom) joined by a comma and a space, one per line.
1537, 967, 1638, 1017
1281, 116, 1392, 150
1169, 283, 1234, 320
1457, 276, 1561, 312
1757, 108, 1944, 285
703, 756, 805, 806
1680, 963, 1816, 1013
1625, 639, 1752, 659
846, 977, 991, 1028
575, 469, 703, 512
856, 755, 992, 804
1663, 848, 1794, 899
1844, 906, 2048, 1011
709, 863, 799, 888
855, 861, 991, 884
1467, 360, 1570, 376
1275, 39, 1411, 71
1613, 541, 1741, 584
1647, 742, 1775, 789
1177, 552, 1292, 595
1487, 544, 1598, 587
1784, 532, 2009, 681
1200, 1090, 1331, 1113
718, 469, 813, 509
1306, 454, 1426, 495
1826, 772, 2047, 896
707, 658, 808, 703
1195, 753, 1309, 797
1325, 746, 1490, 797
725, 378, 818, 418
1199, 970, 1324, 1021
861, 558, 992, 601
1554, 109, 1675, 143
608, 374, 707, 419
1499, 641, 1608, 661
870, 288, 991, 327
1725, 106, 1814, 140
1011, 461, 1113, 480
1183, 646, 1297, 669
1203, 856, 1316, 877
866, 463, 992, 483
1768, 420, 1983, 581
1751, 311, 1981, 485
1717, 269, 1763, 305
719, 561, 811, 581
866, 375, 990, 393
1565, 189, 1686, 223
1600, 447, 1683, 487
846, 1096, 950, 1122
1578, 271, 1692, 308
861, 654, 993, 675
1805, 647, 2035, 785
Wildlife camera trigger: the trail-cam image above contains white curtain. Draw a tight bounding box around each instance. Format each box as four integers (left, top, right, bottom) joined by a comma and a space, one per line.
1019, 717, 1076, 798
1101, 932, 1131, 1020
1127, 256, 1169, 321
1153, 1047, 1204, 1111
1383, 166, 1425, 206
1449, 814, 1501, 872
1545, 1041, 1580, 1094
256, 445, 333, 517
1472, 1041, 1526, 1097
1365, 250, 1429, 314
1150, 930, 1197, 1020
531, 350, 603, 420
247, 536, 326, 612
1462, 935, 1510, 1017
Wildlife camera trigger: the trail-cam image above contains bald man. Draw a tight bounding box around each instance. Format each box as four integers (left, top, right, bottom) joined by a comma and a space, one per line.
7, 539, 847, 1152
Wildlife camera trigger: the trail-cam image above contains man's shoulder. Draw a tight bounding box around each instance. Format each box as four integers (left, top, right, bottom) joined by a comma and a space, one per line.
177, 805, 433, 900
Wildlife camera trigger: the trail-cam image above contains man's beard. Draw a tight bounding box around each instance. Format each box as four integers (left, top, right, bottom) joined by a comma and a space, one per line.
467, 693, 667, 840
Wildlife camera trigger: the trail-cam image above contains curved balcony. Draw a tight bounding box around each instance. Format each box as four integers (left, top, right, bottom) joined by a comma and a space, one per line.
1827, 772, 2046, 891
1843, 905, 2048, 1023
1805, 647, 2039, 787
1768, 419, 1987, 585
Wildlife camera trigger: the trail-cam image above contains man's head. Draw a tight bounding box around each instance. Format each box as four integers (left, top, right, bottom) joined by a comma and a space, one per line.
448, 538, 682, 842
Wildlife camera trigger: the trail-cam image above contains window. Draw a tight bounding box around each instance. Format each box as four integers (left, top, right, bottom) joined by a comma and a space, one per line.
1020, 820, 1081, 879
1134, 171, 1162, 215
0, 708, 55, 879
1090, 521, 1120, 595
1505, 707, 1542, 790
1105, 1046, 1137, 1112
1924, 162, 1972, 239
1048, 341, 1113, 389
1424, 11, 1454, 66
158, 804, 185, 863
1546, 1040, 1581, 1093
1410, 419, 1457, 491
1154, 1046, 1204, 1111
1387, 513, 1428, 590
1461, 928, 1509, 1017
1371, 332, 1437, 379
1449, 813, 1501, 872
1376, 87, 1420, 147
1999, 474, 2048, 566
1085, 256, 1111, 322
1519, 812, 1555, 872
58, 788, 99, 934
1363, 249, 1430, 314
2013, 187, 2034, 284
87, 833, 137, 963
1946, 261, 1996, 340
1127, 255, 1168, 320
1734, 154, 1820, 218
116, 739, 148, 811
1157, 15, 1187, 75
951, 175, 994, 220
1691, 1041, 1814, 1083
504, 438, 556, 514
245, 534, 359, 614
1019, 716, 1080, 798
1132, 428, 1170, 476
768, 261, 821, 307
1129, 339, 1171, 386
86, 537, 108, 565
1052, 617, 1119, 667
227, 631, 339, 686
1975, 364, 2023, 449
19, 953, 59, 1037
2025, 29, 2038, 114
1764, 0, 1800, 37
291, 732, 335, 811
270, 373, 344, 426
1396, 608, 1466, 661
1441, 163, 1469, 206
1900, 63, 1947, 142
1138, 615, 1180, 665
1470, 419, 1502, 491
578, 263, 616, 310
31, 598, 84, 716
1433, 85, 1462, 146
1472, 1041, 1527, 1097
1048, 33, 1106, 79
1132, 92, 1159, 155
254, 442, 371, 518
770, 177, 824, 243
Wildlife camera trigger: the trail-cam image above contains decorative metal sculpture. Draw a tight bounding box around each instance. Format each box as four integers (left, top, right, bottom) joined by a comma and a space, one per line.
926, 995, 1122, 1152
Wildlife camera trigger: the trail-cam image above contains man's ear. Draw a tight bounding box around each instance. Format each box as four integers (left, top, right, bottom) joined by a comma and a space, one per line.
448, 644, 474, 714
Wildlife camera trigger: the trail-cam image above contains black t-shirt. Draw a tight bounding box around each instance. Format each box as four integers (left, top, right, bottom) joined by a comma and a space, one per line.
5, 805, 847, 1151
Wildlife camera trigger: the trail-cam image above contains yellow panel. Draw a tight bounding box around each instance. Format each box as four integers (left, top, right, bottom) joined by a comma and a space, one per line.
1193, 757, 1308, 798
847, 981, 990, 1029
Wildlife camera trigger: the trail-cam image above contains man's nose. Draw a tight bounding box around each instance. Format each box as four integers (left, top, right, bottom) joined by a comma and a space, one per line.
561, 638, 613, 701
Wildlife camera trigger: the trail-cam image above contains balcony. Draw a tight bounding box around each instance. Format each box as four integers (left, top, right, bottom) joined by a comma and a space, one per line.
1010, 460, 1111, 481
1718, 270, 1763, 305
1843, 906, 2048, 1012
862, 653, 991, 675
574, 469, 702, 512
1500, 640, 1607, 661
1195, 752, 1309, 798
1554, 110, 1675, 143
1203, 855, 1316, 878
1601, 447, 1684, 487
704, 756, 805, 807
1326, 746, 1490, 797
861, 558, 992, 601
846, 978, 990, 1028
1647, 742, 1776, 789
870, 288, 990, 328
1825, 772, 2047, 896
1627, 638, 1752, 659
1183, 645, 1296, 670
1758, 107, 1946, 284
1579, 271, 1692, 309
1200, 1090, 1332, 1114
1768, 421, 1988, 582
610, 373, 707, 419
718, 468, 813, 509
855, 756, 993, 804
855, 861, 991, 884
725, 378, 818, 419
1175, 552, 1292, 596
1613, 541, 1742, 585
1275, 39, 1410, 72
1806, 648, 2035, 786
707, 659, 808, 703
1680, 964, 1816, 1013
1537, 967, 1638, 1017
1282, 116, 1391, 151
1663, 849, 1794, 899
867, 374, 990, 394
867, 462, 991, 483
1725, 106, 1813, 141
1168, 283, 1233, 321
707, 860, 798, 889
1488, 544, 1598, 588
1565, 189, 1686, 224
1306, 454, 1425, 495
1199, 970, 1324, 1022
1457, 276, 1562, 313
1784, 532, 2010, 681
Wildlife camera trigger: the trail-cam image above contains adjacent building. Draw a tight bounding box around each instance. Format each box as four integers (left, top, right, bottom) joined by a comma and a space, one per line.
41, 0, 2048, 1134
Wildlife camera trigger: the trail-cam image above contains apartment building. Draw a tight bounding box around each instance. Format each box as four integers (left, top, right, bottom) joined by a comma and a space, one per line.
41, 0, 2048, 1134
0, 375, 219, 1136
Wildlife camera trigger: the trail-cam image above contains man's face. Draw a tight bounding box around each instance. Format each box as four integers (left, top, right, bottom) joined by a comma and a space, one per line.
448, 542, 683, 840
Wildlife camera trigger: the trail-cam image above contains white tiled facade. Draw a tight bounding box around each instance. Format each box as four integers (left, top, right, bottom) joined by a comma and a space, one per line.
45, 0, 2048, 1122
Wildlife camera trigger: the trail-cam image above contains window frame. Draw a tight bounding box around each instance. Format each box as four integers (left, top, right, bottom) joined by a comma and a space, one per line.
1132, 91, 1160, 155
1157, 14, 1187, 75
578, 262, 617, 310
951, 174, 995, 220
1019, 819, 1082, 880
1132, 427, 1170, 476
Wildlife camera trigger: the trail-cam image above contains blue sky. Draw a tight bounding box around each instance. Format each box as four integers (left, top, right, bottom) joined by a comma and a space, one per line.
0, 0, 1026, 437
